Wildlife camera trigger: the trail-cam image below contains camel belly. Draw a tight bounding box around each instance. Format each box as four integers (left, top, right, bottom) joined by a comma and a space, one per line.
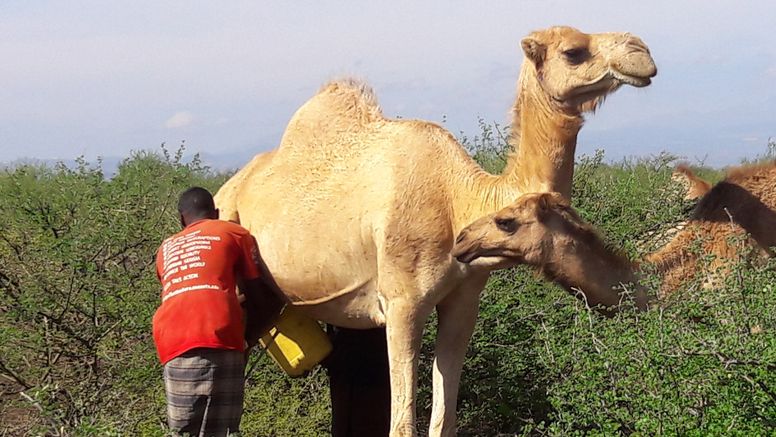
234, 192, 386, 328
293, 284, 386, 329
257, 223, 386, 328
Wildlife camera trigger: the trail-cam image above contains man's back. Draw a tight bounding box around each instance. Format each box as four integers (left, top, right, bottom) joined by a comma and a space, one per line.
153, 219, 259, 364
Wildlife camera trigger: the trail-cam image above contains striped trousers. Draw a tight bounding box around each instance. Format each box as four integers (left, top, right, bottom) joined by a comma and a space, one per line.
163, 348, 245, 437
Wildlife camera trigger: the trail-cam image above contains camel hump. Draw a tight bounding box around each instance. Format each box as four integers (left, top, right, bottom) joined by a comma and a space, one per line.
674, 163, 696, 178
725, 159, 776, 181
314, 78, 384, 123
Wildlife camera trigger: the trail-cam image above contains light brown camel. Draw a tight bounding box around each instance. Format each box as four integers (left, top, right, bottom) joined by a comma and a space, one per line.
672, 164, 712, 200
215, 151, 274, 223
454, 162, 776, 301
216, 26, 656, 436
646, 161, 776, 297
636, 164, 711, 252
452, 192, 649, 312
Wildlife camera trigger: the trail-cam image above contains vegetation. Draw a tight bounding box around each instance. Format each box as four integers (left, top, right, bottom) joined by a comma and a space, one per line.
1, 134, 774, 436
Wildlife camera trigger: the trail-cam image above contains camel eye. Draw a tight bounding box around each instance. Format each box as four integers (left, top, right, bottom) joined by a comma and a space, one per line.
562, 48, 588, 65
495, 217, 517, 234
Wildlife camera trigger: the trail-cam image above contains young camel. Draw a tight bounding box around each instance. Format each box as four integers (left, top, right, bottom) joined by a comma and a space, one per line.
452, 192, 649, 312
646, 161, 776, 297
637, 164, 711, 252
217, 26, 656, 436
455, 162, 776, 301
672, 164, 712, 200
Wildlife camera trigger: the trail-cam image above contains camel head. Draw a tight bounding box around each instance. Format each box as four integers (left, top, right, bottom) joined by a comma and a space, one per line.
672, 164, 712, 200
521, 26, 657, 112
453, 192, 575, 270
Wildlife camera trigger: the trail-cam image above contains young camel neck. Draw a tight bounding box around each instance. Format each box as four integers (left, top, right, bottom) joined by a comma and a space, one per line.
545, 231, 643, 309
450, 64, 583, 233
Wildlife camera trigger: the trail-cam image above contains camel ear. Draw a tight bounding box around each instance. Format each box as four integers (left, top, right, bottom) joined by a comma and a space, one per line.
548, 192, 569, 208
534, 192, 567, 220
534, 193, 553, 216
538, 192, 567, 210
521, 37, 546, 67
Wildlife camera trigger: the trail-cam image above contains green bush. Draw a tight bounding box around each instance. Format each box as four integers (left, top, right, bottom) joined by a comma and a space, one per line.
1, 136, 774, 436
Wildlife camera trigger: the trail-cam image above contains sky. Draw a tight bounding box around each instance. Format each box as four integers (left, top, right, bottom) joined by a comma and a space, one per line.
1, 1, 775, 169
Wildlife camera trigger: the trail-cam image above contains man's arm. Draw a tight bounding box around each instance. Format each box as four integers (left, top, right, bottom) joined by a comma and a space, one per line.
237, 241, 287, 347
239, 276, 286, 347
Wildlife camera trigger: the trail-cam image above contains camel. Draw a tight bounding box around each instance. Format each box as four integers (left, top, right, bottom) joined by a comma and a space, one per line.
215, 151, 274, 223
215, 26, 656, 436
454, 161, 776, 301
646, 160, 776, 297
636, 164, 711, 253
452, 192, 649, 312
672, 164, 712, 200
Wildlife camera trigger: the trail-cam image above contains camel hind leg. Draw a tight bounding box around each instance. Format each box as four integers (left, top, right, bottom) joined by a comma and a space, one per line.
213, 151, 275, 223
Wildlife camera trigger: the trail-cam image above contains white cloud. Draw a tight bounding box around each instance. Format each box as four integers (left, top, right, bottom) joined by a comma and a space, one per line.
165, 111, 194, 129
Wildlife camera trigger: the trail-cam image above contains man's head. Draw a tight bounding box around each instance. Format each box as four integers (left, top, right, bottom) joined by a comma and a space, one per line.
177, 187, 219, 227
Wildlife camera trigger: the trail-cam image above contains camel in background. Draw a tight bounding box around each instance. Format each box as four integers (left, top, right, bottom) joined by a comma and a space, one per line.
216, 26, 656, 436
636, 163, 712, 253
647, 161, 776, 296
672, 164, 712, 201
455, 162, 776, 301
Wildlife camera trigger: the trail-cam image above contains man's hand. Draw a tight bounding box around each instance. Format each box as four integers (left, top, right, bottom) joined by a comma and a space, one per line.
239, 238, 288, 348
239, 276, 286, 348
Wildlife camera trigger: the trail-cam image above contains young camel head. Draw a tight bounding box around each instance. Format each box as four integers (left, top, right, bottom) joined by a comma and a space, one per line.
521, 26, 657, 112
453, 192, 649, 312
672, 164, 712, 200
453, 192, 580, 268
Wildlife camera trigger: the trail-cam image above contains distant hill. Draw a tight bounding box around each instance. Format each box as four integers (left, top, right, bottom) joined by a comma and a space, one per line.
0, 147, 262, 177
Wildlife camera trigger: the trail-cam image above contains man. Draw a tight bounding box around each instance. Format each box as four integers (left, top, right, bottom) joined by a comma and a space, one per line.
153, 187, 285, 436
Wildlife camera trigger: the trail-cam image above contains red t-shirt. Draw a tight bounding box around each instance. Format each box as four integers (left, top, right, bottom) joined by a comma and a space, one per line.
152, 219, 261, 364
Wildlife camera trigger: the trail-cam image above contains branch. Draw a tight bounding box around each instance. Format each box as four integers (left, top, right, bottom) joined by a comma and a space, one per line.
0, 358, 31, 390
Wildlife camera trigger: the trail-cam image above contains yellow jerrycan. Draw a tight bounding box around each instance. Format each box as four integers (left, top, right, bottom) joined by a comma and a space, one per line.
259, 305, 333, 377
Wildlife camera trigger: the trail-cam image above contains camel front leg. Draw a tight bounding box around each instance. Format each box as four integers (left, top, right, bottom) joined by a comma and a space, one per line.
384, 298, 432, 437
428, 275, 487, 437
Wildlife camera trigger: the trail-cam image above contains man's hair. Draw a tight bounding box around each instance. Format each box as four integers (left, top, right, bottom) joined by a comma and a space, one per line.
177, 187, 216, 217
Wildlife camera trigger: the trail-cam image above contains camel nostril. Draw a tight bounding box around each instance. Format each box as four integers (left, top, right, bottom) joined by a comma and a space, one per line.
455, 231, 467, 245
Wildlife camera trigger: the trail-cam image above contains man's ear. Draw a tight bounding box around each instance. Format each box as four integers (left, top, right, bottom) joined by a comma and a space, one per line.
179, 214, 187, 229
214, 208, 220, 220
521, 36, 546, 68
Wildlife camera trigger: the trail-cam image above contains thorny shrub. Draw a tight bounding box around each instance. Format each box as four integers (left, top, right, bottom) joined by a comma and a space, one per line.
1, 134, 774, 436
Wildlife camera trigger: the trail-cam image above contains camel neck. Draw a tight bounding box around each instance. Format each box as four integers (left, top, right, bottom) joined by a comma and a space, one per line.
547, 233, 640, 309
502, 68, 582, 200
448, 65, 582, 234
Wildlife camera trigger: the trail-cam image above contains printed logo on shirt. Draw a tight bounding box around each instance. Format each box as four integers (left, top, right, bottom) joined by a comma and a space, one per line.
160, 230, 223, 302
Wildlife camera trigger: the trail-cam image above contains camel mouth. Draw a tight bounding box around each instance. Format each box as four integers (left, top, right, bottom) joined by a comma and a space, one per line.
561, 76, 621, 109
455, 251, 479, 263
611, 70, 652, 88
454, 247, 520, 266
563, 70, 651, 111
452, 244, 483, 263
463, 254, 521, 270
